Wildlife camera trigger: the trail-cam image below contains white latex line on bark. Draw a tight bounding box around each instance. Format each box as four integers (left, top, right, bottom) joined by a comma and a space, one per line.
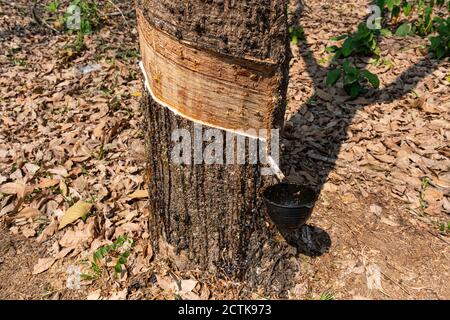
139, 61, 285, 181
267, 155, 286, 182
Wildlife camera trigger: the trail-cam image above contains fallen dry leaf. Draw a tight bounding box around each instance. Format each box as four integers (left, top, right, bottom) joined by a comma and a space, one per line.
423, 188, 444, 215
179, 291, 201, 300
48, 166, 69, 177
59, 200, 93, 230
37, 218, 59, 243
32, 257, 56, 275
37, 178, 60, 189
180, 279, 198, 293
128, 189, 149, 199
372, 153, 396, 164
24, 163, 40, 176
59, 180, 68, 197
423, 188, 444, 203
0, 182, 32, 198
59, 222, 95, 248
22, 226, 36, 238
87, 290, 102, 300
55, 247, 74, 260
370, 204, 382, 217
421, 102, 442, 114
109, 289, 128, 300
380, 216, 400, 227
17, 207, 41, 219
156, 274, 177, 292
315, 89, 333, 101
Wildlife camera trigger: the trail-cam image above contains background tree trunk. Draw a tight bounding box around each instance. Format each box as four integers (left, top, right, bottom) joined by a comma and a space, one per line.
137, 0, 298, 295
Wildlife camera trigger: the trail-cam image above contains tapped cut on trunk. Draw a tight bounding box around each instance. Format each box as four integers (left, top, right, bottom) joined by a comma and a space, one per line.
138, 12, 279, 136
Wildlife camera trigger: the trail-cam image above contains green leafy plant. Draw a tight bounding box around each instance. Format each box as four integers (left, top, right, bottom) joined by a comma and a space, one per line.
416, 2, 435, 35
325, 23, 381, 98
439, 221, 450, 234
72, 32, 87, 52
326, 60, 380, 99
417, 176, 431, 214
429, 16, 450, 58
379, 0, 449, 36
327, 23, 380, 58
319, 291, 335, 300
395, 22, 413, 35
289, 26, 305, 45
82, 235, 134, 280
45, 0, 99, 58
46, 0, 60, 13
64, 0, 99, 35
378, 1, 449, 59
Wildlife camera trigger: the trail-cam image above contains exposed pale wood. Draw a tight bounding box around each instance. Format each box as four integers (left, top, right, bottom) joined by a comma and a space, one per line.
138, 9, 280, 133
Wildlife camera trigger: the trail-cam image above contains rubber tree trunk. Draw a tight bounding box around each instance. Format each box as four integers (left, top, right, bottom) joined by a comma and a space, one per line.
137, 0, 297, 295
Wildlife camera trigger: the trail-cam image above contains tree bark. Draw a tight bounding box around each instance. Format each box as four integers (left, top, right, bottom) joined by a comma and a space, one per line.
137, 0, 297, 295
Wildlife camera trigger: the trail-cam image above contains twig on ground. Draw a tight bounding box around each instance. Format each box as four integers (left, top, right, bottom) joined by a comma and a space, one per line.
381, 271, 411, 296
31, 1, 60, 34
427, 230, 450, 246
107, 0, 130, 27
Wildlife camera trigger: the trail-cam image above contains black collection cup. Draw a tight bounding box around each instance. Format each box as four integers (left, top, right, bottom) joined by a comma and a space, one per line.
263, 183, 318, 230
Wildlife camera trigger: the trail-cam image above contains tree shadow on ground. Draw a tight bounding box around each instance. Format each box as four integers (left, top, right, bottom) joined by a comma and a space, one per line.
277, 0, 445, 256
279, 224, 332, 257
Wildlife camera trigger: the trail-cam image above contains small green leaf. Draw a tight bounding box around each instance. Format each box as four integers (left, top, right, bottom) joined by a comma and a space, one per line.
395, 23, 412, 36
380, 29, 392, 37
392, 5, 401, 17
349, 84, 361, 99
403, 2, 412, 16
114, 263, 123, 274
342, 38, 353, 57
342, 60, 357, 75
386, 0, 395, 11
93, 251, 103, 262
436, 46, 445, 59
91, 262, 101, 276
330, 34, 348, 41
289, 26, 304, 45
361, 70, 380, 88
326, 69, 341, 86
118, 256, 127, 265
325, 46, 339, 53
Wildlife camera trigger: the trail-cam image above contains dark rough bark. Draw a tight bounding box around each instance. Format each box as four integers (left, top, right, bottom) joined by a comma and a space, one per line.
138, 0, 289, 61
138, 0, 298, 295
142, 93, 299, 295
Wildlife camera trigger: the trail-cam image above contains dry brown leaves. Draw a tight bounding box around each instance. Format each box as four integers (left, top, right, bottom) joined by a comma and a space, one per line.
285, 0, 449, 227
0, 0, 158, 299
